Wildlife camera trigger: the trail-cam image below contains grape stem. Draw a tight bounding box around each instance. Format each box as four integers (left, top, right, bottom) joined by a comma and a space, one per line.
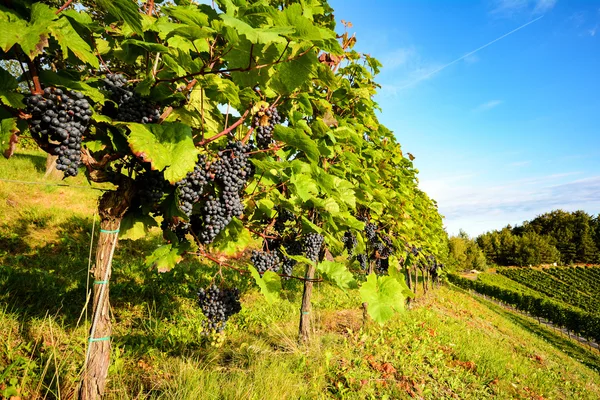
198, 109, 250, 146
55, 0, 74, 14
190, 250, 323, 283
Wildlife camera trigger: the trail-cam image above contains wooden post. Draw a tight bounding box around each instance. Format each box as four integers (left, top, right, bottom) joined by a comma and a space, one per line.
79, 180, 134, 399
298, 262, 316, 343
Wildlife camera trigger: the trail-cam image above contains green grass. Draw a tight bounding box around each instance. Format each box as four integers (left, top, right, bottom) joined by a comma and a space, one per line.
2, 150, 600, 399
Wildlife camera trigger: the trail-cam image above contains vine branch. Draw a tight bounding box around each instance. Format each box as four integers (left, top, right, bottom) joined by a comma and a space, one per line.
156, 46, 315, 84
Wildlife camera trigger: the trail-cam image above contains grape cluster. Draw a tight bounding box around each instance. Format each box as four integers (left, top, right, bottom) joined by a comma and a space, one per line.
410, 246, 421, 256
280, 256, 296, 277
364, 223, 378, 243
275, 208, 295, 233
26, 87, 92, 177
356, 254, 368, 270
303, 233, 324, 262
138, 169, 167, 206
197, 285, 241, 333
103, 73, 161, 123
253, 105, 282, 149
176, 155, 209, 216
251, 250, 281, 274
342, 231, 357, 256
193, 141, 254, 244
375, 258, 389, 275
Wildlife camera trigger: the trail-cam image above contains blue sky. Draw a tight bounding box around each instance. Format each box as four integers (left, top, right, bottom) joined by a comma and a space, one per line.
329, 0, 600, 237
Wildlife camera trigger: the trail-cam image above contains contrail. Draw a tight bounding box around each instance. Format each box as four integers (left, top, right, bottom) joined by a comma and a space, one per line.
396, 15, 544, 90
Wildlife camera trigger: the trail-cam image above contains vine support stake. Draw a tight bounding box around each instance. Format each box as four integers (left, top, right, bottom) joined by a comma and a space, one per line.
79, 179, 134, 400
298, 261, 317, 343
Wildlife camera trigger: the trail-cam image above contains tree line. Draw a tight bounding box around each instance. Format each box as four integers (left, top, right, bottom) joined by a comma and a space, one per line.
476, 210, 600, 266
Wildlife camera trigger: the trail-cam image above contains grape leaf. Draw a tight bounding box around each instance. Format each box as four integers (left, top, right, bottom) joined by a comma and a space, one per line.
126, 122, 199, 184
289, 173, 319, 202
359, 274, 407, 325
317, 260, 357, 290
249, 266, 281, 304
119, 211, 158, 241
212, 218, 258, 255
220, 14, 288, 44
273, 125, 319, 163
0, 68, 24, 109
145, 244, 183, 273
122, 39, 169, 53
38, 71, 105, 103
49, 17, 99, 68
270, 50, 318, 94
96, 0, 143, 36
388, 255, 415, 298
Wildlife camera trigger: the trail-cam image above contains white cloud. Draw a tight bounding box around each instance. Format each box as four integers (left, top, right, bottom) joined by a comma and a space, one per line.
382, 48, 416, 70
508, 160, 531, 167
420, 172, 600, 236
588, 25, 598, 37
490, 0, 557, 16
473, 99, 503, 112
533, 0, 557, 14
568, 11, 586, 28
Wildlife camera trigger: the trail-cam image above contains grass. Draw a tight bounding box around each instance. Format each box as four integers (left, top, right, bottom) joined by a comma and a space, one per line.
1, 150, 600, 399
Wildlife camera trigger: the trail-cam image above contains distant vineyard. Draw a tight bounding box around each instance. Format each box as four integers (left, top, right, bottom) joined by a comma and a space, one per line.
448, 272, 600, 344
497, 266, 600, 314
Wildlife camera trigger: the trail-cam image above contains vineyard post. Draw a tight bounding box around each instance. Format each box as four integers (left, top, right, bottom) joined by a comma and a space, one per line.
362, 261, 375, 322
298, 261, 317, 343
79, 179, 134, 399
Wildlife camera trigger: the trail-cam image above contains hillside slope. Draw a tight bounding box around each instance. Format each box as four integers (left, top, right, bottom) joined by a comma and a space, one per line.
1, 153, 600, 399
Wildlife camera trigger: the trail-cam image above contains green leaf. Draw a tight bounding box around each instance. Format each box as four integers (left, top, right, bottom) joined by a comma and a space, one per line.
119, 212, 158, 241
122, 39, 169, 53
96, 0, 143, 36
220, 14, 288, 44
289, 173, 319, 202
0, 68, 24, 108
270, 50, 318, 94
211, 218, 257, 255
273, 125, 319, 163
249, 266, 281, 304
359, 274, 407, 325
126, 122, 200, 184
1, 118, 18, 158
38, 71, 105, 103
317, 260, 357, 290
49, 17, 99, 68
388, 256, 415, 298
145, 244, 183, 273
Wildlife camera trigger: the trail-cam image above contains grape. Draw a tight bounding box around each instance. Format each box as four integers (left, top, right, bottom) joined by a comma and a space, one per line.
357, 254, 368, 270
364, 223, 377, 243
26, 87, 92, 177
191, 141, 254, 244
302, 233, 324, 262
197, 285, 241, 334
103, 73, 161, 123
252, 105, 282, 149
138, 169, 167, 206
275, 208, 295, 233
280, 255, 296, 278
251, 250, 281, 274
342, 231, 357, 256
411, 246, 419, 256
375, 258, 389, 275
176, 155, 209, 216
